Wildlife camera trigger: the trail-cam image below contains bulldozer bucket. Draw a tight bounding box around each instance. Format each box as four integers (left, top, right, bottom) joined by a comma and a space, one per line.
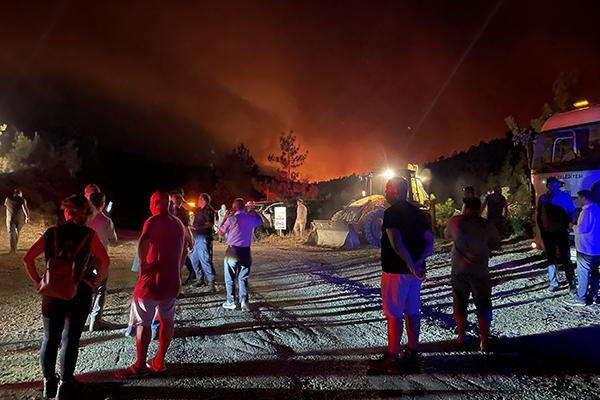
310, 220, 361, 249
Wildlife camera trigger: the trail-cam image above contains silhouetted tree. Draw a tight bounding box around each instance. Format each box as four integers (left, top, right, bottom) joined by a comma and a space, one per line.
268, 131, 308, 182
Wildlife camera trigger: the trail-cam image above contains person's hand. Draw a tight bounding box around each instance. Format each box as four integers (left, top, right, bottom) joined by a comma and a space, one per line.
414, 266, 426, 281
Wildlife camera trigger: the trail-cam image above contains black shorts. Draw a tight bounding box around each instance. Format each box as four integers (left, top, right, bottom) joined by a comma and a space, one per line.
451, 272, 492, 319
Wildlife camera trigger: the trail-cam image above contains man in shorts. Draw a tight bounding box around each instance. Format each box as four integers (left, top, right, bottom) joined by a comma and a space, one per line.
117, 192, 186, 378
370, 177, 433, 374
445, 197, 501, 352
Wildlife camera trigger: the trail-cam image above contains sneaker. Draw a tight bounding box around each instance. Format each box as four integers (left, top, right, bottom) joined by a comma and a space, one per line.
194, 281, 205, 288
367, 352, 402, 374
125, 325, 136, 337
183, 275, 195, 286
43, 375, 59, 399
56, 379, 82, 400
547, 285, 560, 293
222, 301, 237, 310
563, 297, 586, 307
568, 281, 578, 295
89, 318, 113, 332
241, 302, 251, 312
208, 282, 217, 294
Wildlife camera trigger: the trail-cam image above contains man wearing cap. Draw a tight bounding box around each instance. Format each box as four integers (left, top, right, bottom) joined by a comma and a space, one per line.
564, 190, 600, 306
370, 177, 433, 374
536, 176, 576, 293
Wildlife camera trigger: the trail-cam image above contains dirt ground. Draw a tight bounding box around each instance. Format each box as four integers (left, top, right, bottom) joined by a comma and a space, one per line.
1, 221, 600, 400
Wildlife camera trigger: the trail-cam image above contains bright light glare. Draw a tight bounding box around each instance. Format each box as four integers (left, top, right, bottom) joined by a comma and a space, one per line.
531, 242, 537, 249
573, 99, 590, 108
383, 169, 395, 180
187, 201, 196, 207
361, 190, 366, 197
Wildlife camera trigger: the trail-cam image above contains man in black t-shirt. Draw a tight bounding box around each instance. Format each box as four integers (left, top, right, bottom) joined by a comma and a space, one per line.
370, 177, 433, 374
481, 186, 508, 237
5, 189, 30, 253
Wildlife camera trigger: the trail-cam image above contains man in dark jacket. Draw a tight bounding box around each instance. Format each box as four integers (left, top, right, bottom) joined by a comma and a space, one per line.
190, 193, 216, 292
536, 177, 576, 293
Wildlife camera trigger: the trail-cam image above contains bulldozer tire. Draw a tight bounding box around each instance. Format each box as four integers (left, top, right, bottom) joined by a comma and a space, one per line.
362, 208, 385, 247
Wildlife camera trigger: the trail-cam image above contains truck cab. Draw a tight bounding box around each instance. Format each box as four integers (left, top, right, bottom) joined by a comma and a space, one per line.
531, 104, 600, 205
531, 103, 600, 252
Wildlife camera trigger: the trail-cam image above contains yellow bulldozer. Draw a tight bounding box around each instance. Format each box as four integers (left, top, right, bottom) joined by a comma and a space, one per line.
309, 165, 432, 248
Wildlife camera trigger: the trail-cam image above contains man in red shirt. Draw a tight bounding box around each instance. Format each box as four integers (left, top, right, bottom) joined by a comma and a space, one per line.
118, 192, 187, 378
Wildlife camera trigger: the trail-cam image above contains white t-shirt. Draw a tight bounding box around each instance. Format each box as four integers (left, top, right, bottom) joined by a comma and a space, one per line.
89, 212, 118, 249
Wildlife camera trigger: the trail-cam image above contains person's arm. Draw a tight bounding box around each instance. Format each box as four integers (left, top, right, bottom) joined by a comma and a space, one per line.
536, 197, 544, 231
23, 235, 46, 285
385, 228, 421, 278
573, 208, 592, 235
413, 230, 434, 271
480, 197, 488, 215
22, 199, 30, 223
444, 218, 454, 240
138, 220, 152, 271
566, 194, 576, 222
185, 226, 194, 249
200, 210, 214, 229
108, 219, 118, 244
89, 233, 110, 286
218, 217, 231, 236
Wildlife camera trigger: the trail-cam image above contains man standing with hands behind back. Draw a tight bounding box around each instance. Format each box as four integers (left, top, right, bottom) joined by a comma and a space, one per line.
370, 177, 433, 374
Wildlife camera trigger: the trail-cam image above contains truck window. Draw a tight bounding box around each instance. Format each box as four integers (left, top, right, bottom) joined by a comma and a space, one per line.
533, 122, 600, 170
553, 136, 576, 163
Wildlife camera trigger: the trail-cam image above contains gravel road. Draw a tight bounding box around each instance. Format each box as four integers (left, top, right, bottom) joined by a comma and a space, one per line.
1, 227, 600, 399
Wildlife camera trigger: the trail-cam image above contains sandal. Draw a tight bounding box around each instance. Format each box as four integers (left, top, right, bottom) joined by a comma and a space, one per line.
115, 363, 151, 380
147, 358, 167, 373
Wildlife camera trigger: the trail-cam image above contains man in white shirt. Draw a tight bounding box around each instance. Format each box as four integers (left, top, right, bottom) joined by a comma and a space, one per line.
294, 199, 308, 238
88, 192, 118, 331
565, 190, 600, 306
218, 198, 262, 311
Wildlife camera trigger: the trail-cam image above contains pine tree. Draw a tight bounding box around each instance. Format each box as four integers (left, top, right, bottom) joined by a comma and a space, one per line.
267, 131, 308, 182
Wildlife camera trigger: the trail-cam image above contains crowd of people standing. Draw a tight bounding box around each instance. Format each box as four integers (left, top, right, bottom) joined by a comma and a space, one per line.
369, 176, 599, 374
17, 184, 263, 398
9, 173, 600, 395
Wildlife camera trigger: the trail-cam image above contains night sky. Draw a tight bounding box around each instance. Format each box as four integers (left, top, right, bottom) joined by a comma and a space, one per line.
1, 1, 600, 180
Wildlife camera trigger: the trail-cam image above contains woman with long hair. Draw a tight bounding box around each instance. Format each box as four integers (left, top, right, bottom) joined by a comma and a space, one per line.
23, 194, 110, 399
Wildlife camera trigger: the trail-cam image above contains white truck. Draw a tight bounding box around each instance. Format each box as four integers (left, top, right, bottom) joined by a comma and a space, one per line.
531, 102, 600, 249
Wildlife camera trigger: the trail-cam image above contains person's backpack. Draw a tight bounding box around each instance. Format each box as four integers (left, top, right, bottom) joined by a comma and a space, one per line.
37, 228, 94, 300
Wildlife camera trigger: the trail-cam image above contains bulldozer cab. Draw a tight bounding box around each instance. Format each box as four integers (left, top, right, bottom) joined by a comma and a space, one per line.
309, 164, 431, 248
400, 165, 430, 209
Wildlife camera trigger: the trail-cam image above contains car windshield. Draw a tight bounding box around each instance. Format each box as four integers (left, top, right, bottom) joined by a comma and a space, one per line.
532, 122, 600, 171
